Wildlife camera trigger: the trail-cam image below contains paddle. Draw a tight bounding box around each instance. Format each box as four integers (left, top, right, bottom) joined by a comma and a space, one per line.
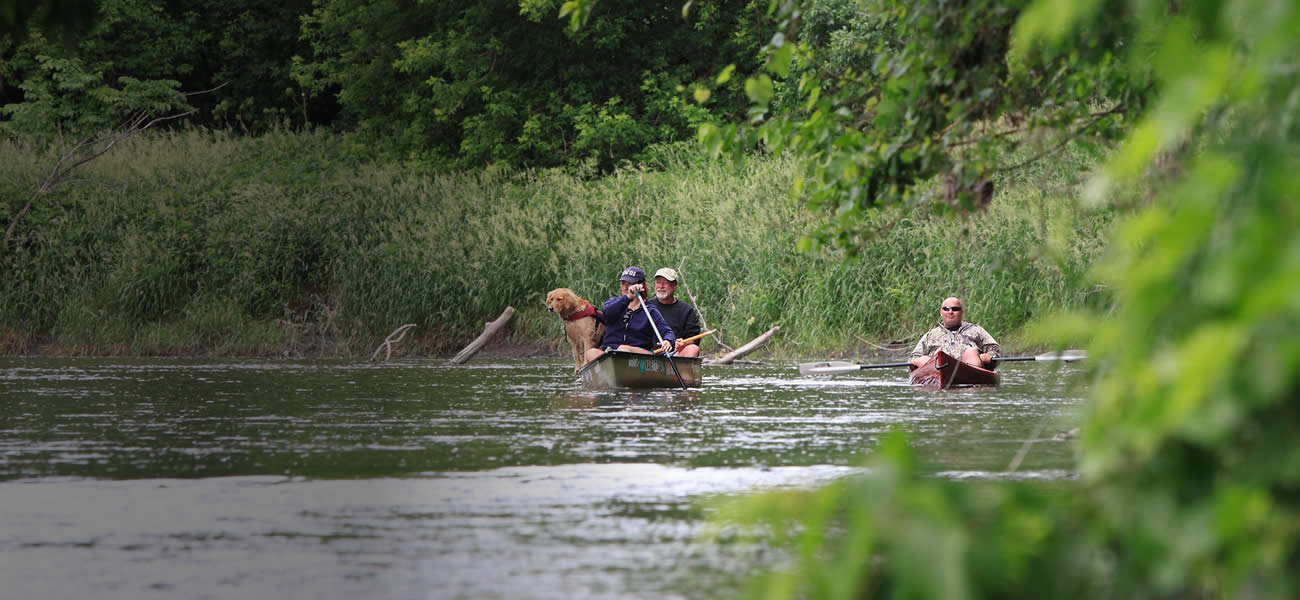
798, 350, 1087, 375
652, 329, 717, 354
992, 349, 1087, 365
634, 289, 688, 390
798, 360, 913, 375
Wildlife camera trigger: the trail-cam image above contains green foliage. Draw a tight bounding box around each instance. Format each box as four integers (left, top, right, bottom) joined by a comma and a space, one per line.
693, 0, 1147, 258
2, 0, 320, 136
1059, 9, 1300, 590
201, 0, 322, 130
766, 0, 899, 114
6, 0, 759, 171
295, 0, 765, 171
707, 0, 1300, 598
707, 432, 1106, 600
0, 0, 99, 43
0, 33, 190, 140
0, 128, 1110, 355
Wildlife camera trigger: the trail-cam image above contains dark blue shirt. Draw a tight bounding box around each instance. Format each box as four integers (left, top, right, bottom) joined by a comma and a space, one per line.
600, 295, 676, 351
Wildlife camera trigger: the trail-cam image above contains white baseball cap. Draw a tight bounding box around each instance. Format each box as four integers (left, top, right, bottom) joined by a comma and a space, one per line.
653, 268, 678, 282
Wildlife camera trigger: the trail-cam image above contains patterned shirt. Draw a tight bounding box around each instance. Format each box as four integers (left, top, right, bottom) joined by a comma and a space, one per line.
910, 321, 1001, 359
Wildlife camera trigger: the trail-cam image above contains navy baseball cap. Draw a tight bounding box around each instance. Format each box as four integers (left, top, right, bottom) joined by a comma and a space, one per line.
618, 266, 645, 282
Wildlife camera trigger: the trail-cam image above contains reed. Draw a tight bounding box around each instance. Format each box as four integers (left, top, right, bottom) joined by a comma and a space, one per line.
0, 129, 1115, 356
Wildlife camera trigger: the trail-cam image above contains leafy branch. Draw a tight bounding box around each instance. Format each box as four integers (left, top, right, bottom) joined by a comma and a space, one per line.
3, 107, 196, 255
684, 0, 1151, 256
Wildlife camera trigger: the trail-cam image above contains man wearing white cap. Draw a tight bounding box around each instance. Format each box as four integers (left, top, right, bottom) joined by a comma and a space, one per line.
649, 267, 702, 358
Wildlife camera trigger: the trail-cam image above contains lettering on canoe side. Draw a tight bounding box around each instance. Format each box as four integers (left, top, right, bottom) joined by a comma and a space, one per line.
627, 358, 667, 373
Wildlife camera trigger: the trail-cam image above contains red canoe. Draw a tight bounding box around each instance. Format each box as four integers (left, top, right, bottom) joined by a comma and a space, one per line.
908, 350, 1000, 388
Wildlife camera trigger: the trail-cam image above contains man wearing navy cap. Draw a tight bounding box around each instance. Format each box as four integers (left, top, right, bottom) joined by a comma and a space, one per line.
583, 266, 676, 365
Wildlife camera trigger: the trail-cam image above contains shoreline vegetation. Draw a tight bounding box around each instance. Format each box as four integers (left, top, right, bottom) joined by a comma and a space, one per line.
2, 127, 1116, 360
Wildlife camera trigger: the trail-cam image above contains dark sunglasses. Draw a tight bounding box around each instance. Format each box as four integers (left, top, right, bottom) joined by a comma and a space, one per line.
941, 306, 963, 312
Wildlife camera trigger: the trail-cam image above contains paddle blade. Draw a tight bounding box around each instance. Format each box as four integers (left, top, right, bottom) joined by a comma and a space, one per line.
797, 361, 857, 375
1034, 350, 1088, 362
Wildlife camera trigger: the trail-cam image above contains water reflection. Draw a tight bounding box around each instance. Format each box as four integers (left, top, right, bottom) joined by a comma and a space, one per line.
548, 388, 704, 411
0, 357, 1089, 599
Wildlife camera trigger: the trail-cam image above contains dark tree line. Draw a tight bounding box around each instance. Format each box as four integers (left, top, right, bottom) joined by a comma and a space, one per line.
4, 0, 329, 137
2, 0, 784, 172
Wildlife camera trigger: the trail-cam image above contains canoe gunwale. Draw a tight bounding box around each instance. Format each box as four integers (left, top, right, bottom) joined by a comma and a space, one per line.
907, 350, 1000, 388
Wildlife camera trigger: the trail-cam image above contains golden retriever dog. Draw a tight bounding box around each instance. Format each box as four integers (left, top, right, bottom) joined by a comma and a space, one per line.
545, 288, 605, 373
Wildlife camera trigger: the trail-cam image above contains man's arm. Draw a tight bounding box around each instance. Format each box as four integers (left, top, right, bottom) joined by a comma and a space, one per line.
603, 295, 630, 319
909, 331, 933, 368
976, 326, 1001, 359
670, 304, 703, 352
973, 325, 1000, 365
682, 304, 702, 340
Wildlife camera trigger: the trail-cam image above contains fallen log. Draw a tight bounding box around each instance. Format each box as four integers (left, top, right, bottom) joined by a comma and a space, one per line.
711, 326, 779, 365
449, 306, 515, 364
702, 358, 765, 366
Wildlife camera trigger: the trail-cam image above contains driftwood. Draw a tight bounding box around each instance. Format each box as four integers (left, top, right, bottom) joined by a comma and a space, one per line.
711, 326, 779, 365
369, 324, 416, 362
449, 306, 515, 364
703, 358, 764, 366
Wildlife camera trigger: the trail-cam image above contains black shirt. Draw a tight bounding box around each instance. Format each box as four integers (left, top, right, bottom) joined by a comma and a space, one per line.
648, 298, 701, 344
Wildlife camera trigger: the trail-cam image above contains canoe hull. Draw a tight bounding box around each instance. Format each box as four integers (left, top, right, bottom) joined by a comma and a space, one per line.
908, 350, 999, 388
577, 350, 703, 389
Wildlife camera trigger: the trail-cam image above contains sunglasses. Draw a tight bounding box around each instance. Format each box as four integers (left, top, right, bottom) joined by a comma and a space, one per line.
941, 306, 963, 312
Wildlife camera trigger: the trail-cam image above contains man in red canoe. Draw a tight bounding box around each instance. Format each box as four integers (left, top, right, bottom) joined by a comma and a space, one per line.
909, 296, 1001, 368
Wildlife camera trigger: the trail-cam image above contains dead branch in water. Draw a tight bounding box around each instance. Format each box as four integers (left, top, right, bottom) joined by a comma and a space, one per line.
370, 324, 416, 362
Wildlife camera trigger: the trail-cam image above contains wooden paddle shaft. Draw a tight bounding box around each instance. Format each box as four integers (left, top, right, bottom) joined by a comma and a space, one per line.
652, 329, 716, 354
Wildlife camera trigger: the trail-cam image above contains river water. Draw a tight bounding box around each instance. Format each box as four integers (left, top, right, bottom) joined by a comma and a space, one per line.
0, 357, 1088, 599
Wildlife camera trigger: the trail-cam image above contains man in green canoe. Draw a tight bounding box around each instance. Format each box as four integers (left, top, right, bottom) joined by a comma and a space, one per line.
909, 296, 1001, 368
649, 267, 702, 358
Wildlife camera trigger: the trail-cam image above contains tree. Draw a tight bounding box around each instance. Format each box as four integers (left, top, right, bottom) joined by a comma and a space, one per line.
295, 0, 768, 171
3, 0, 322, 135
689, 0, 1146, 257
0, 0, 99, 43
0, 37, 195, 254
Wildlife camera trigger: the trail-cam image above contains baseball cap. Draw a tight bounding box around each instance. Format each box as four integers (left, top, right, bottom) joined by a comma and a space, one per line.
618, 266, 645, 282
653, 267, 678, 282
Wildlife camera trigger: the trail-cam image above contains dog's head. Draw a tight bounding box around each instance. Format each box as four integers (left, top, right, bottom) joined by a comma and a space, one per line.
545, 288, 584, 315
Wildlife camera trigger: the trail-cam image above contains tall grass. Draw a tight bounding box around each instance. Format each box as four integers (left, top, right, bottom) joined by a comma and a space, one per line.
0, 128, 1115, 357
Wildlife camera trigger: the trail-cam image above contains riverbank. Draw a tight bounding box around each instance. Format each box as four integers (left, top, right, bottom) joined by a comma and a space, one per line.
2, 129, 1115, 358
0, 327, 1063, 366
